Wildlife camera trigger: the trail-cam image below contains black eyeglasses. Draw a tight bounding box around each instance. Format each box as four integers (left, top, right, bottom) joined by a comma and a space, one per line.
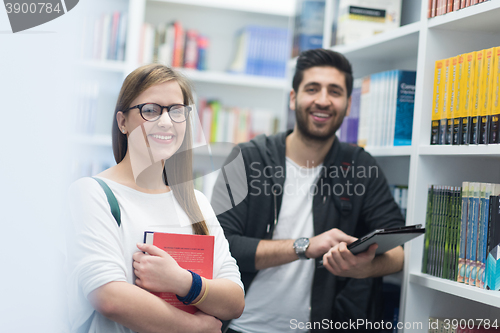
126, 103, 192, 123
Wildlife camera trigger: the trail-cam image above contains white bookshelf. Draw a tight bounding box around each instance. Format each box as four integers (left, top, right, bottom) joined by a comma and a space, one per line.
177, 68, 288, 89
314, 0, 500, 330
399, 1, 500, 331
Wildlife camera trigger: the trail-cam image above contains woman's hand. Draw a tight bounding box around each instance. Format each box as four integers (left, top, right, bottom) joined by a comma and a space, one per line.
133, 243, 192, 296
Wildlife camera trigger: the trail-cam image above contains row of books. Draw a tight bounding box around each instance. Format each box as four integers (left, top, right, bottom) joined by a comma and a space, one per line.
430, 46, 500, 145
429, 317, 500, 332
390, 185, 408, 219
193, 99, 278, 146
421, 183, 500, 291
228, 26, 290, 78
428, 0, 491, 18
292, 0, 402, 55
339, 70, 416, 147
74, 81, 99, 135
81, 11, 128, 62
139, 21, 209, 70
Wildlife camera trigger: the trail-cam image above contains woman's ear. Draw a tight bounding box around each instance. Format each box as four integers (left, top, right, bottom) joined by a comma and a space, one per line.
116, 111, 127, 134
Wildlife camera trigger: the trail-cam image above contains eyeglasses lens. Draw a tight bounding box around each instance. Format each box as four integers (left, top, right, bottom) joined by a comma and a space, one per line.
141, 104, 162, 121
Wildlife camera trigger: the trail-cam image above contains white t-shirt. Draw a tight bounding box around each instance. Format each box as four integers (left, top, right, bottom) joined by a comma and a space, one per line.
67, 177, 243, 333
230, 158, 322, 333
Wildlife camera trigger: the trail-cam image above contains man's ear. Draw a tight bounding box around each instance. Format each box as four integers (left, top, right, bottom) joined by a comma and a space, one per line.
345, 95, 352, 117
116, 111, 126, 133
289, 89, 296, 111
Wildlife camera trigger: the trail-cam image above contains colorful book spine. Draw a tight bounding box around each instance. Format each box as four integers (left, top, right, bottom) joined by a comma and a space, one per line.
470, 50, 484, 144
452, 55, 462, 145
440, 58, 451, 145
476, 183, 492, 288
422, 185, 434, 274
457, 182, 469, 283
462, 52, 477, 145
486, 190, 500, 290
466, 182, 480, 285
479, 48, 494, 144
431, 60, 444, 144
489, 47, 500, 143
394, 70, 416, 146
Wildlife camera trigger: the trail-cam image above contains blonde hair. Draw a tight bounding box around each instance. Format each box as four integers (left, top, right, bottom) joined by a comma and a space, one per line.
112, 64, 209, 235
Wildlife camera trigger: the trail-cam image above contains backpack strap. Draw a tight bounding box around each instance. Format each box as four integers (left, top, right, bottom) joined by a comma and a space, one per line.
92, 177, 121, 227
331, 143, 363, 216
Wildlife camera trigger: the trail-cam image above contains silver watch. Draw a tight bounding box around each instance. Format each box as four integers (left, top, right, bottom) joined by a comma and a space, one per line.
293, 237, 310, 259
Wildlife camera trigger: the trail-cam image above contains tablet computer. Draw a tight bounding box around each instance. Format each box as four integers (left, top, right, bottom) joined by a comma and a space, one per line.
347, 224, 425, 255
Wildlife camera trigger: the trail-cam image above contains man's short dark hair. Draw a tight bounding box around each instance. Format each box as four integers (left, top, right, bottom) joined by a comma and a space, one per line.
292, 48, 353, 98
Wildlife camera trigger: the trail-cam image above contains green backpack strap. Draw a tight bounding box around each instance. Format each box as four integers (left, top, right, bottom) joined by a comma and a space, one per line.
92, 177, 121, 227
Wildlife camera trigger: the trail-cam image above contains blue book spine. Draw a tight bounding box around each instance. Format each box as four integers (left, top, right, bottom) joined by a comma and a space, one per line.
468, 183, 480, 285
479, 188, 490, 287
457, 184, 468, 283
297, 0, 324, 52
393, 70, 416, 146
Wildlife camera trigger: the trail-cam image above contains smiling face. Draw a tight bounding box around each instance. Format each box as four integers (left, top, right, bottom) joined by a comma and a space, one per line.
117, 80, 187, 162
290, 66, 351, 142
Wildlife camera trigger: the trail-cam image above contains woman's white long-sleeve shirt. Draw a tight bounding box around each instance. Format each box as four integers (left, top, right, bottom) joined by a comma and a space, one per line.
67, 177, 243, 333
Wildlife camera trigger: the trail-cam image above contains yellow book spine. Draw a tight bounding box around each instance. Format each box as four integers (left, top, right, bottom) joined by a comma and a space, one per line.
450, 56, 459, 144
490, 46, 500, 143
453, 54, 464, 145
471, 49, 484, 144
431, 59, 444, 144
480, 48, 495, 144
440, 57, 451, 144
462, 52, 476, 144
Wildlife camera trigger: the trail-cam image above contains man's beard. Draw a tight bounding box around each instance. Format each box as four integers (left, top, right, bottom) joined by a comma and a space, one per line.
294, 101, 348, 142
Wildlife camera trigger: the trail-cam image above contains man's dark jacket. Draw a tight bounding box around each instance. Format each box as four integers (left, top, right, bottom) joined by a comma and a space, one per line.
211, 130, 405, 331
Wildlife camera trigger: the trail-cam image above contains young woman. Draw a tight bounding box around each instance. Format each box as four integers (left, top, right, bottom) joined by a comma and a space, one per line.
68, 64, 244, 333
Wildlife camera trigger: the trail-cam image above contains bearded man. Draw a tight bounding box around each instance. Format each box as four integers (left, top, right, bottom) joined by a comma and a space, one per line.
212, 48, 405, 333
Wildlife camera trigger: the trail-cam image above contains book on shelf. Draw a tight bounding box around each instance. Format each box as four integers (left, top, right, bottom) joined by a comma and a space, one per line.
193, 99, 278, 147
430, 46, 500, 145
470, 50, 484, 145
355, 69, 415, 148
430, 0, 491, 18
338, 78, 361, 144
423, 181, 500, 290
389, 185, 408, 219
335, 0, 402, 46
143, 231, 214, 313
292, 0, 325, 57
486, 187, 500, 290
465, 182, 480, 284
229, 25, 290, 78
489, 47, 500, 144
139, 21, 209, 71
82, 11, 127, 62
452, 54, 464, 145
75, 81, 99, 135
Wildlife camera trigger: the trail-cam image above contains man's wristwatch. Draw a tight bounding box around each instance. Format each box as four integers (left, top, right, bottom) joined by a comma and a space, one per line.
293, 237, 310, 260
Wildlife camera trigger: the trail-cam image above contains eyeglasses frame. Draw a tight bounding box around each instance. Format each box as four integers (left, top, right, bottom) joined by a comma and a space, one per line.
125, 103, 192, 123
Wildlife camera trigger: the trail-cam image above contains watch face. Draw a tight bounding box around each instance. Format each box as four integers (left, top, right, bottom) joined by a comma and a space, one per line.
295, 238, 309, 248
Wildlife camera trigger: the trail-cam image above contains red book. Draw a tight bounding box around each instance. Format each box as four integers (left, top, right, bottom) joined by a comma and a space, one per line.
183, 29, 199, 69
454, 0, 461, 10
447, 0, 453, 12
172, 21, 185, 68
144, 232, 214, 314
